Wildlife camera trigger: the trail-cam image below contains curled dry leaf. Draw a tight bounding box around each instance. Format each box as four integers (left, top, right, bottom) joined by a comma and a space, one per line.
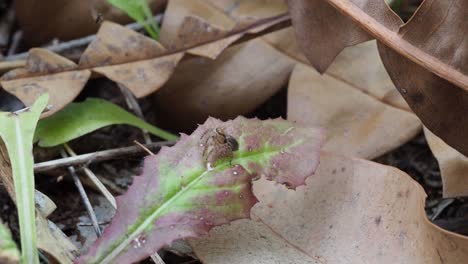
286, 0, 468, 157
377, 0, 468, 158
286, 0, 400, 73
425, 128, 468, 198
191, 152, 468, 264
76, 117, 324, 263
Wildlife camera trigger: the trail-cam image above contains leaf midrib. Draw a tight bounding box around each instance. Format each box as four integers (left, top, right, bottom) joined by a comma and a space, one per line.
97, 145, 288, 263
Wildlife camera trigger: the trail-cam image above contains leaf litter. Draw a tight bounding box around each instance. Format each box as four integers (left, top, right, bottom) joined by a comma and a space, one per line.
1, 0, 468, 263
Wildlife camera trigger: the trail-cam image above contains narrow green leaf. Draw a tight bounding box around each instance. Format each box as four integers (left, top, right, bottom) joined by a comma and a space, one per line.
34, 98, 178, 147
0, 94, 49, 264
106, 0, 159, 39
0, 221, 20, 264
77, 117, 324, 263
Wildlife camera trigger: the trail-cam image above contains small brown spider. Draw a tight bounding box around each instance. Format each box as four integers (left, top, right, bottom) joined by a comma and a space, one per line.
200, 127, 239, 169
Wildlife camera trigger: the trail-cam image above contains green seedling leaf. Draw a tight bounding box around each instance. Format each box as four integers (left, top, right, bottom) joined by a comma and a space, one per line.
34, 98, 178, 147
0, 94, 49, 264
76, 117, 324, 263
0, 221, 20, 264
106, 0, 160, 39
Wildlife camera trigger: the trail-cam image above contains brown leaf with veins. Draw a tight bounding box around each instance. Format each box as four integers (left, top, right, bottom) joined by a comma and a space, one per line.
191, 152, 468, 264
378, 0, 468, 157
274, 28, 466, 201
286, 0, 400, 73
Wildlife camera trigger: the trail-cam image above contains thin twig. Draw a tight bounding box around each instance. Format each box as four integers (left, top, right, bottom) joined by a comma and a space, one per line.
64, 144, 117, 209
35, 141, 174, 173
61, 149, 102, 237
134, 140, 155, 156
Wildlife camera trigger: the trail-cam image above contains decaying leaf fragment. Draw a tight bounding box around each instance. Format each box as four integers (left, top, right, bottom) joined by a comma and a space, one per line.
76, 117, 324, 263
286, 0, 468, 157
191, 152, 468, 264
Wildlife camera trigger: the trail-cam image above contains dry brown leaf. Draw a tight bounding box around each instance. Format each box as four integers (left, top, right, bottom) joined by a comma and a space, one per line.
177, 16, 241, 59
286, 0, 400, 74
161, 0, 239, 59
288, 61, 421, 159
79, 22, 167, 68
378, 0, 468, 158
1, 16, 287, 113
268, 30, 464, 199
286, 0, 468, 157
79, 21, 183, 97
14, 0, 167, 46
160, 0, 236, 46
155, 39, 295, 130
1, 49, 91, 117
191, 152, 468, 263
425, 128, 468, 198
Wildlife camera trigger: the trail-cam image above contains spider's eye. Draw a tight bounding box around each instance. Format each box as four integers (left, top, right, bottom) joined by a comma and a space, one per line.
226, 136, 239, 151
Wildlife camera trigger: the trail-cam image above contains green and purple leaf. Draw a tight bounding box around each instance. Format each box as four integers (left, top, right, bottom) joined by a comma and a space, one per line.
76, 117, 324, 264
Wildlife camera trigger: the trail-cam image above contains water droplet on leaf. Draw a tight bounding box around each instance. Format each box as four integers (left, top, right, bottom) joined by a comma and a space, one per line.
132, 235, 146, 249
206, 162, 214, 171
